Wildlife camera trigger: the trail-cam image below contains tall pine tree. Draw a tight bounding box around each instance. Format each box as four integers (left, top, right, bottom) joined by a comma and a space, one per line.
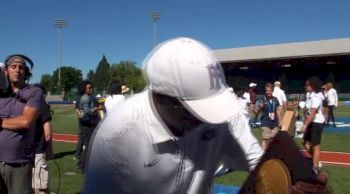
94, 55, 110, 94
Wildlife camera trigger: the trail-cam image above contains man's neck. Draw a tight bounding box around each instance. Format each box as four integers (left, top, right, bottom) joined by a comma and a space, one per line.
11, 82, 25, 93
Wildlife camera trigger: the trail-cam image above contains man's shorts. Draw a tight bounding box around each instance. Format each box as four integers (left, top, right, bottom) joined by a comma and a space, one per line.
32, 153, 49, 190
262, 127, 279, 140
303, 122, 324, 146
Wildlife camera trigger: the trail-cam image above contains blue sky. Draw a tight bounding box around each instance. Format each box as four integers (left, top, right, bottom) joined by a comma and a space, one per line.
1, 0, 350, 83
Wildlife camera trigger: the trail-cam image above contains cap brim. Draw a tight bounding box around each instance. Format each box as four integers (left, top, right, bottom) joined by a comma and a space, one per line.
181, 89, 240, 124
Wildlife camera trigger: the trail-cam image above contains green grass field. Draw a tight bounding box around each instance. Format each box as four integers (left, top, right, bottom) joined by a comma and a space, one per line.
49, 104, 350, 194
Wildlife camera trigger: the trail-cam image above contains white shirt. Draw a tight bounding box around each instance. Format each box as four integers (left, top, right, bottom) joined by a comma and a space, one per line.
326, 88, 338, 107
84, 90, 263, 194
305, 92, 325, 124
273, 87, 287, 106
104, 94, 125, 114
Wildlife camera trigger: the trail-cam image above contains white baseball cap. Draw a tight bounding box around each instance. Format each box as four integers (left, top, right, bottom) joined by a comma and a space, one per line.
249, 83, 257, 87
274, 81, 281, 85
143, 37, 240, 124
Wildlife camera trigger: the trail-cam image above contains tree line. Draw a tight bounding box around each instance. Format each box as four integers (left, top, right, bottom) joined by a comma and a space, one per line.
40, 55, 146, 101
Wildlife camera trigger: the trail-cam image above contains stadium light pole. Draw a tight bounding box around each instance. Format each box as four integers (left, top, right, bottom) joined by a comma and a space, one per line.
150, 11, 160, 47
54, 19, 67, 91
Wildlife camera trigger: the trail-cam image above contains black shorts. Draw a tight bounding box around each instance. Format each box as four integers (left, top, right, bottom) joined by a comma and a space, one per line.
303, 122, 324, 146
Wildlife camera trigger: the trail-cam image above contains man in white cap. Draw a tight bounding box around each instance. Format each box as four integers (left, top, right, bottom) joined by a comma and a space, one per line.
273, 80, 287, 119
248, 82, 258, 127
273, 81, 287, 108
84, 37, 263, 194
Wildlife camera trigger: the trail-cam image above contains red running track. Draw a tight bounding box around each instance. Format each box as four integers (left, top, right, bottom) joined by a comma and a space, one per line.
52, 133, 350, 167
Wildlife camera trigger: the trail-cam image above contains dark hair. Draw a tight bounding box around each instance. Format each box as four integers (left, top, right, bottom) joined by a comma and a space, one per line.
79, 80, 93, 95
108, 80, 122, 95
307, 76, 322, 92
265, 82, 274, 89
24, 65, 32, 81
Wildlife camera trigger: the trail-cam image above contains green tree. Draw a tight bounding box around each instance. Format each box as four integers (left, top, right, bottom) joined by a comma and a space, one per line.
87, 69, 95, 82
109, 61, 146, 93
40, 74, 52, 93
52, 66, 83, 96
94, 55, 110, 94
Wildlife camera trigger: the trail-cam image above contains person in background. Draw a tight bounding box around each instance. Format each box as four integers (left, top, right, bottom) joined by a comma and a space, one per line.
301, 76, 325, 173
73, 86, 84, 161
257, 82, 282, 150
326, 82, 338, 128
273, 81, 287, 116
321, 83, 329, 124
0, 54, 44, 194
32, 84, 53, 194
248, 83, 258, 127
104, 80, 124, 114
76, 80, 101, 173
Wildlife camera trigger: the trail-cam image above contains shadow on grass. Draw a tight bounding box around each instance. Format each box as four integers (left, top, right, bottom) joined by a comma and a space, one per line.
54, 150, 76, 159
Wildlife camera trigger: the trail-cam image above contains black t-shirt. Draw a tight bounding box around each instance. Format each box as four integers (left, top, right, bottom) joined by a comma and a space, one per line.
33, 102, 52, 153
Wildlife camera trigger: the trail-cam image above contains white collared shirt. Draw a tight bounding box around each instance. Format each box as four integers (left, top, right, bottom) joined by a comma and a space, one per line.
273, 87, 287, 106
326, 88, 338, 107
305, 92, 325, 124
84, 90, 262, 194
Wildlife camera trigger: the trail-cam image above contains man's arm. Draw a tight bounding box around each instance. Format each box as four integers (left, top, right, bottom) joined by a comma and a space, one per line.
223, 113, 263, 171
43, 121, 54, 160
334, 89, 338, 107
1, 105, 41, 131
43, 121, 52, 142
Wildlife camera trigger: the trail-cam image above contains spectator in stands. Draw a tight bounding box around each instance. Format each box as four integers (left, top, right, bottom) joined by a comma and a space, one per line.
0, 54, 44, 194
32, 84, 53, 194
104, 80, 124, 114
76, 80, 101, 173
301, 76, 325, 172
84, 37, 263, 194
257, 82, 282, 150
248, 82, 258, 127
273, 81, 287, 115
326, 82, 338, 128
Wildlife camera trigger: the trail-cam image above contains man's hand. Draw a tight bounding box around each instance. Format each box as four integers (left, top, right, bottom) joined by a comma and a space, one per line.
289, 171, 331, 194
